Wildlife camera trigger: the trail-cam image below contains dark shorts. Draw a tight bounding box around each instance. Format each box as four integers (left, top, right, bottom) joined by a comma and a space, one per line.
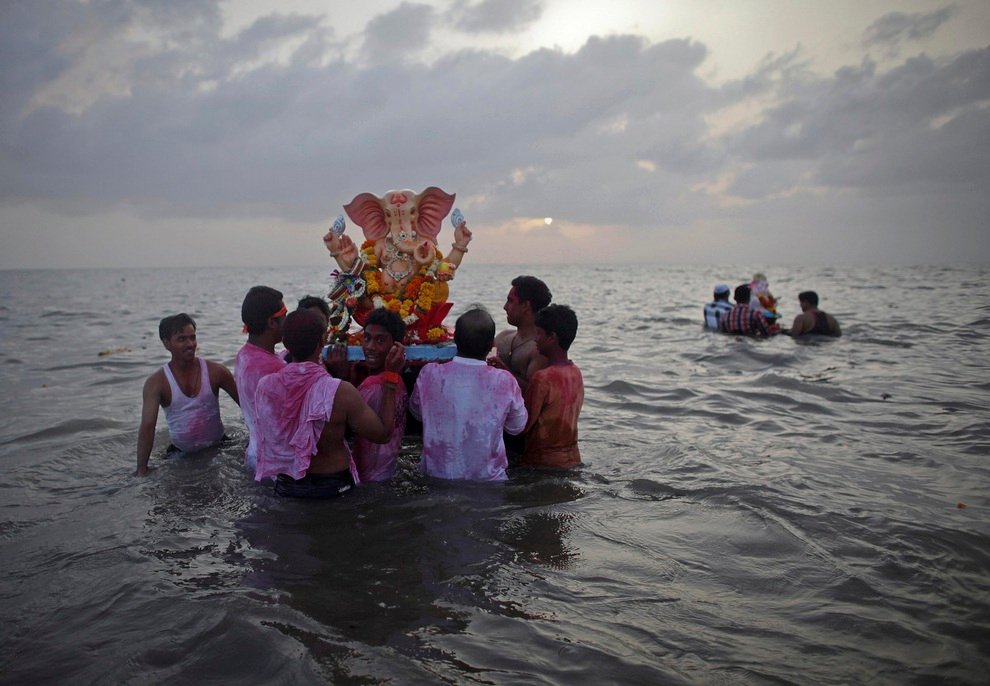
504, 430, 526, 463
166, 434, 230, 456
274, 470, 354, 498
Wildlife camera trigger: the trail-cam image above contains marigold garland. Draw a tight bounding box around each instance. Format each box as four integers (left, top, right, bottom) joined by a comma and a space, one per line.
350, 239, 451, 341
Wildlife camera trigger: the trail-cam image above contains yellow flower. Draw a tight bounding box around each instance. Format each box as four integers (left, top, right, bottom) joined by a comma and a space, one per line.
364, 270, 380, 295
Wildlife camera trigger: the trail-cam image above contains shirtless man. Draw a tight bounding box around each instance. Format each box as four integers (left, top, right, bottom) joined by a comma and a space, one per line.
136, 313, 239, 476
253, 309, 405, 497
790, 290, 841, 337
490, 275, 552, 393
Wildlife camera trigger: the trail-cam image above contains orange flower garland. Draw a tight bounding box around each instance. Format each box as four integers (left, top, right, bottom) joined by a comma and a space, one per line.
356, 240, 452, 342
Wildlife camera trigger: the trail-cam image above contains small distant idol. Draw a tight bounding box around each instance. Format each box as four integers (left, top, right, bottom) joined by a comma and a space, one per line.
322, 187, 472, 345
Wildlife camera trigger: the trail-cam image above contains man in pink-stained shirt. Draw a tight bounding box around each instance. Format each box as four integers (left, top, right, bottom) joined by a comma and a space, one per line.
254, 309, 404, 497
409, 307, 527, 481
353, 308, 408, 482
235, 286, 287, 471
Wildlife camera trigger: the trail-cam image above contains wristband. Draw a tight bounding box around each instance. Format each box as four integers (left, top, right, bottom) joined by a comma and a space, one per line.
381, 371, 402, 386
451, 243, 469, 253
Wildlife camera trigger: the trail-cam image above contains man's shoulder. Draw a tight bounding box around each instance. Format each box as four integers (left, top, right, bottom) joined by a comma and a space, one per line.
494, 329, 515, 344
536, 362, 583, 382
144, 366, 167, 388
237, 342, 284, 366
203, 358, 232, 372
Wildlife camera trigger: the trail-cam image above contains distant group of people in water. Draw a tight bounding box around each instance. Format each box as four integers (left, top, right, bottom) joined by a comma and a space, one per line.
136, 276, 585, 499
703, 272, 841, 338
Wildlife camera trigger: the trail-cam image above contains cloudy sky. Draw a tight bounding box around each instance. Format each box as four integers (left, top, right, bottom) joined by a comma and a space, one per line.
1, 0, 988, 268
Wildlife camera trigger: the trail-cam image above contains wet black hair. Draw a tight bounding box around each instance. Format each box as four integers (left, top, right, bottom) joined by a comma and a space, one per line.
241, 285, 284, 335
364, 307, 406, 344
534, 304, 578, 351
734, 284, 751, 305
297, 295, 331, 321
159, 313, 196, 341
511, 275, 552, 312
282, 309, 325, 362
798, 291, 819, 307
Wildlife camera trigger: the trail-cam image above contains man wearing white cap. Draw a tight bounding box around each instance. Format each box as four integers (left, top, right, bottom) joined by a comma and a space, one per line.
703, 284, 734, 331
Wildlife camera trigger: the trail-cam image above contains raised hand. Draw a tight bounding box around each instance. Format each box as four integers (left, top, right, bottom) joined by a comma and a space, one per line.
323, 232, 359, 270
453, 222, 472, 247
384, 342, 406, 373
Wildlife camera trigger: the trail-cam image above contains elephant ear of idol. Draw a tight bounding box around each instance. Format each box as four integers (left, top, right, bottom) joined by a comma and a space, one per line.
343, 193, 389, 242
414, 187, 456, 244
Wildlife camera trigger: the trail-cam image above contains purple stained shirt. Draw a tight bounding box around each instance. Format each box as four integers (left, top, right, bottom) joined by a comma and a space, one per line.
235, 342, 286, 470
354, 373, 407, 482
409, 356, 527, 481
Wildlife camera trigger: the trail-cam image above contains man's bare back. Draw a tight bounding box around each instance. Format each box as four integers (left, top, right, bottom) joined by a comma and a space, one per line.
308, 341, 406, 474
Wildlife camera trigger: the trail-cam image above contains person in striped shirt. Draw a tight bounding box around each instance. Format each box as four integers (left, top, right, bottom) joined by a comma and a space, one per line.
721, 284, 770, 337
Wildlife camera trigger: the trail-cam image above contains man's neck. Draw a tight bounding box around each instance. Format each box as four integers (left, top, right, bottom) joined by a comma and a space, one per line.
247, 333, 277, 353
514, 321, 538, 339
169, 355, 197, 371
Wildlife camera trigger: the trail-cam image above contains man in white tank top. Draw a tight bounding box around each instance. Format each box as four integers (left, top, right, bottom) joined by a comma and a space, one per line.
136, 313, 239, 476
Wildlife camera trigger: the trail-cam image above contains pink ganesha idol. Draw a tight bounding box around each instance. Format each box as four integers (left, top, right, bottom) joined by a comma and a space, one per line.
321, 187, 472, 344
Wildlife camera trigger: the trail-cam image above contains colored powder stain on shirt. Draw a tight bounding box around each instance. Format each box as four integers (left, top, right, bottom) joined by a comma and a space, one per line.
521, 363, 584, 469
410, 357, 527, 481
235, 342, 286, 470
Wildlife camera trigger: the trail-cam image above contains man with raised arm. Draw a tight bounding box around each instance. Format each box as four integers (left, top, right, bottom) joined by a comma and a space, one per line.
136, 313, 239, 476
254, 309, 405, 497
352, 308, 408, 482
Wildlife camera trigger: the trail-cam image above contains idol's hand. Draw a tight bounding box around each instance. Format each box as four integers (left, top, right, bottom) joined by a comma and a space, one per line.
453, 223, 472, 247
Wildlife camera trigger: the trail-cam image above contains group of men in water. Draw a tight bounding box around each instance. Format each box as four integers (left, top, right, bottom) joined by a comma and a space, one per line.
703, 273, 841, 337
136, 276, 585, 498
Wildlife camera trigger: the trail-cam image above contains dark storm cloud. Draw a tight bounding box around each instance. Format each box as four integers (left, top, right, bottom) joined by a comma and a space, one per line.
0, 1, 720, 227
725, 47, 990, 198
448, 0, 544, 34
863, 5, 957, 48
0, 0, 987, 257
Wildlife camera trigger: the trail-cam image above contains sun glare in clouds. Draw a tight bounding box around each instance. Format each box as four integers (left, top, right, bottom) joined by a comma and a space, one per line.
525, 1, 648, 52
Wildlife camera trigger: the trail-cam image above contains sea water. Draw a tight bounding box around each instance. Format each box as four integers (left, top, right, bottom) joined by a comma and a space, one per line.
0, 264, 988, 684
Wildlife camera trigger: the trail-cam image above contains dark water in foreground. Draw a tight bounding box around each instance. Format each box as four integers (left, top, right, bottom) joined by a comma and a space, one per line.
1, 264, 988, 684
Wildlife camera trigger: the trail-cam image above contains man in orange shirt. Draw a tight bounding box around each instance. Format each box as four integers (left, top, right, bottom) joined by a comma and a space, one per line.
520, 305, 584, 470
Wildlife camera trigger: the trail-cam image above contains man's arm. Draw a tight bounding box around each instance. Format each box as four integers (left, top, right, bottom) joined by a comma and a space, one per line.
209, 361, 239, 405
523, 353, 549, 389
523, 374, 548, 434
136, 373, 164, 476
324, 343, 351, 380
340, 342, 403, 444
409, 372, 423, 420
504, 382, 528, 436
830, 316, 842, 337
338, 382, 394, 444
790, 313, 809, 337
